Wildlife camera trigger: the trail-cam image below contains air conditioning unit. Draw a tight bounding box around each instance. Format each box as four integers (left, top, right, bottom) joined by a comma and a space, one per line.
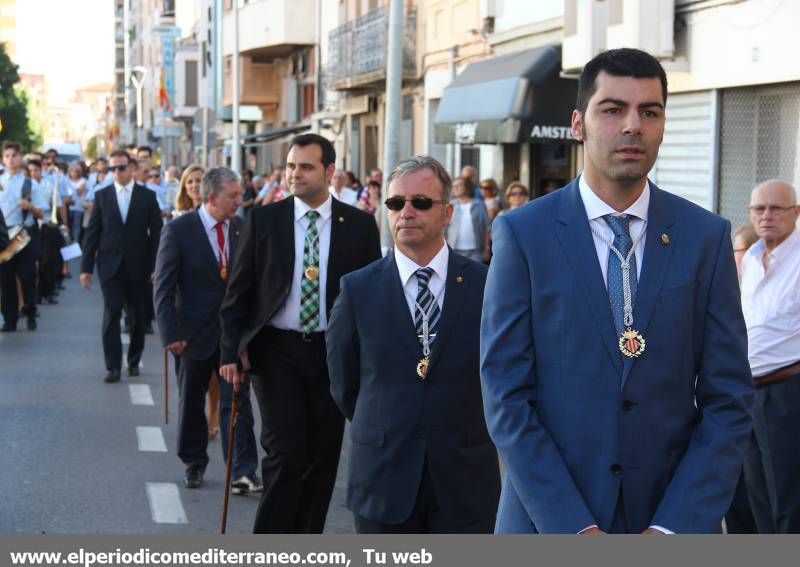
606, 0, 675, 58
563, 0, 608, 72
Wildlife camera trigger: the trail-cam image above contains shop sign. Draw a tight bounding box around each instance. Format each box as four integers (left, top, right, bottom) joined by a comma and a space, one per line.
530, 125, 573, 140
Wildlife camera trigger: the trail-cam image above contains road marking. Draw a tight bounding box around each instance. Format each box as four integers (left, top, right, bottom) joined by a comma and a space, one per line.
121, 334, 130, 346
129, 384, 154, 405
136, 426, 167, 452
145, 482, 188, 524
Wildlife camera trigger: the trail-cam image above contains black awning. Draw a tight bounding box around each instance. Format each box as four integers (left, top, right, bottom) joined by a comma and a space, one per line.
433, 45, 578, 144
242, 124, 311, 145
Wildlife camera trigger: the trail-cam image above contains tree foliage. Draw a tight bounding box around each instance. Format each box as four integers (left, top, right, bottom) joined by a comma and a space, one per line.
0, 43, 39, 151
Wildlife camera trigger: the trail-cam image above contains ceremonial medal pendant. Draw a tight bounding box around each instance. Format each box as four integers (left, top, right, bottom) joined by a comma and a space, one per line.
304, 265, 319, 280
220, 266, 228, 280
416, 356, 430, 379
619, 328, 646, 358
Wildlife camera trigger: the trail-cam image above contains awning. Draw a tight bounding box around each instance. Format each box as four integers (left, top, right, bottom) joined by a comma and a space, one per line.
433, 45, 578, 145
241, 124, 311, 146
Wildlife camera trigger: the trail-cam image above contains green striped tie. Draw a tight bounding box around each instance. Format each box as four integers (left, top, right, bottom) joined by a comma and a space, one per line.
299, 210, 320, 333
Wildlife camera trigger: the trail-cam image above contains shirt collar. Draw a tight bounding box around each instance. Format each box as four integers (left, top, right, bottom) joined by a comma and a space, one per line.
748, 228, 800, 264
579, 174, 650, 223
395, 242, 449, 287
198, 204, 227, 231
114, 180, 134, 193
294, 194, 333, 222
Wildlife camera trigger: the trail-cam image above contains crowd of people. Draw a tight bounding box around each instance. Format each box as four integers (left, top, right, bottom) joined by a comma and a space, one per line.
1, 47, 798, 536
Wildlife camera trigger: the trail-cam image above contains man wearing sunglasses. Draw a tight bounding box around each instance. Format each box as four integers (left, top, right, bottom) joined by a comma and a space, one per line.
481, 48, 752, 534
80, 149, 163, 384
326, 155, 500, 533
219, 133, 381, 533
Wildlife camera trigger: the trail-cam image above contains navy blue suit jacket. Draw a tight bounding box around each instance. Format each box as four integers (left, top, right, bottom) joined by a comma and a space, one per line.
153, 211, 242, 360
480, 178, 753, 534
327, 250, 501, 525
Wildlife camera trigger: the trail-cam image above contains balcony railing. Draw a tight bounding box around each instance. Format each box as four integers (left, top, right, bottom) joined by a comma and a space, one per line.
326, 5, 416, 88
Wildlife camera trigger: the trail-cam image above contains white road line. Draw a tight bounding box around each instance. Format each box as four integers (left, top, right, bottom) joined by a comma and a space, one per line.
136, 426, 167, 452
129, 384, 154, 406
145, 482, 188, 524
121, 334, 130, 346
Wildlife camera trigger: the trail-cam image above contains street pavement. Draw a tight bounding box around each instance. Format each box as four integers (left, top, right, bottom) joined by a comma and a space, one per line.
0, 261, 354, 534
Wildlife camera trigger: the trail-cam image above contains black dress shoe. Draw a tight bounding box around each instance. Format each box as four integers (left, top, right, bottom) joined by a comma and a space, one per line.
26, 317, 37, 331
103, 370, 121, 383
184, 466, 204, 489
127, 366, 140, 377
45, 296, 58, 305
1, 323, 17, 332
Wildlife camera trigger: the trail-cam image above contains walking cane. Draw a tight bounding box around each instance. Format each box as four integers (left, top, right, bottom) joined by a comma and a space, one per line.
220, 385, 240, 534
163, 348, 169, 424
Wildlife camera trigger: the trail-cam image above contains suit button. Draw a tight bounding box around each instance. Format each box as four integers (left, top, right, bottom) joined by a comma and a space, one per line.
610, 464, 622, 476
622, 400, 634, 411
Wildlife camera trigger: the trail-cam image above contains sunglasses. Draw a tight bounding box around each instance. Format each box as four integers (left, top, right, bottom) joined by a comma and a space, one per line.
384, 196, 448, 211
109, 165, 128, 172
508, 191, 527, 197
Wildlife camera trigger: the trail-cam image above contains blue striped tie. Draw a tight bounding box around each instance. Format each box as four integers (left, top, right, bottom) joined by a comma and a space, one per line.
605, 214, 638, 336
414, 267, 441, 347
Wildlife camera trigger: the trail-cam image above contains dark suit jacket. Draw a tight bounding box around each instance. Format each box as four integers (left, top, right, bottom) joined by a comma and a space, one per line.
326, 250, 501, 525
481, 178, 753, 534
80, 183, 163, 281
153, 211, 243, 360
0, 208, 8, 250
219, 196, 381, 367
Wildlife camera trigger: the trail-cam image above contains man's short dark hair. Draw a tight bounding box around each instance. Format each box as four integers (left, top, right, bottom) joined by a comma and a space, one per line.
109, 149, 132, 163
45, 148, 58, 157
137, 145, 153, 157
576, 48, 668, 115
289, 133, 336, 169
3, 141, 21, 154
27, 159, 42, 169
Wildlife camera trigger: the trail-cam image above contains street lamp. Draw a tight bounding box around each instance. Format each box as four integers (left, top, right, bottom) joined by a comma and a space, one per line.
130, 65, 148, 144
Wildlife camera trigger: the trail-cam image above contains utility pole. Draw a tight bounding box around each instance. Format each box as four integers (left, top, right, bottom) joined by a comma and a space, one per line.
380, 0, 404, 248
231, 0, 241, 173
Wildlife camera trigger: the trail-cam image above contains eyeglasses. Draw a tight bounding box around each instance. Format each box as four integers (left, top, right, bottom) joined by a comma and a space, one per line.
747, 205, 796, 216
109, 165, 128, 172
508, 191, 527, 197
384, 196, 448, 211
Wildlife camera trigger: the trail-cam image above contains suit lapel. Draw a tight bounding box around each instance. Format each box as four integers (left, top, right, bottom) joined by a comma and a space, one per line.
326, 199, 345, 316
554, 180, 623, 376
621, 184, 677, 387
191, 210, 222, 279
106, 186, 125, 226
382, 253, 421, 359
228, 217, 241, 264
427, 250, 468, 374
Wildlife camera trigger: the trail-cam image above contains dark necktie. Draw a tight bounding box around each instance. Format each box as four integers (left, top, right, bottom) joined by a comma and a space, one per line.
414, 267, 441, 347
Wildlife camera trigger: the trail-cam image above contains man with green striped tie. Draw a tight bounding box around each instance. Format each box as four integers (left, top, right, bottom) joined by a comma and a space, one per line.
219, 133, 381, 533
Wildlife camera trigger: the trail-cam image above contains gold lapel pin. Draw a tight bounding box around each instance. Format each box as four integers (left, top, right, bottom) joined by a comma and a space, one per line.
338, 216, 344, 223
661, 234, 670, 245
456, 275, 464, 284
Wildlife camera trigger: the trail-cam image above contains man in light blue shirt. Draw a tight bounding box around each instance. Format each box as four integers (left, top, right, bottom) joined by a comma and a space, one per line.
0, 141, 47, 331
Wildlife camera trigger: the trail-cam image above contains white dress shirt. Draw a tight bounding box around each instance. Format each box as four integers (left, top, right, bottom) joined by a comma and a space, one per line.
198, 204, 229, 267
114, 180, 134, 223
269, 195, 333, 332
329, 186, 359, 207
395, 242, 449, 321
453, 201, 477, 250
741, 228, 800, 377
579, 175, 649, 285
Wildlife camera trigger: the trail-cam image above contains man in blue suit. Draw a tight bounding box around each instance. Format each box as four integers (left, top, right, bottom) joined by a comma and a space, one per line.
481, 48, 753, 534
327, 156, 500, 533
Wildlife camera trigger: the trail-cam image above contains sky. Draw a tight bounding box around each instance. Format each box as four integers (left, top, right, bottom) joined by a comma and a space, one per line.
16, 0, 115, 105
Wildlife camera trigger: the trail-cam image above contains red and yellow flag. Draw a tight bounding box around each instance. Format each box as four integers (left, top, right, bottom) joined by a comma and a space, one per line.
158, 69, 172, 112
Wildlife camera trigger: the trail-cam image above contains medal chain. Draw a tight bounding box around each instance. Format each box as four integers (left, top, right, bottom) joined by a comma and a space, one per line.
590, 221, 646, 330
